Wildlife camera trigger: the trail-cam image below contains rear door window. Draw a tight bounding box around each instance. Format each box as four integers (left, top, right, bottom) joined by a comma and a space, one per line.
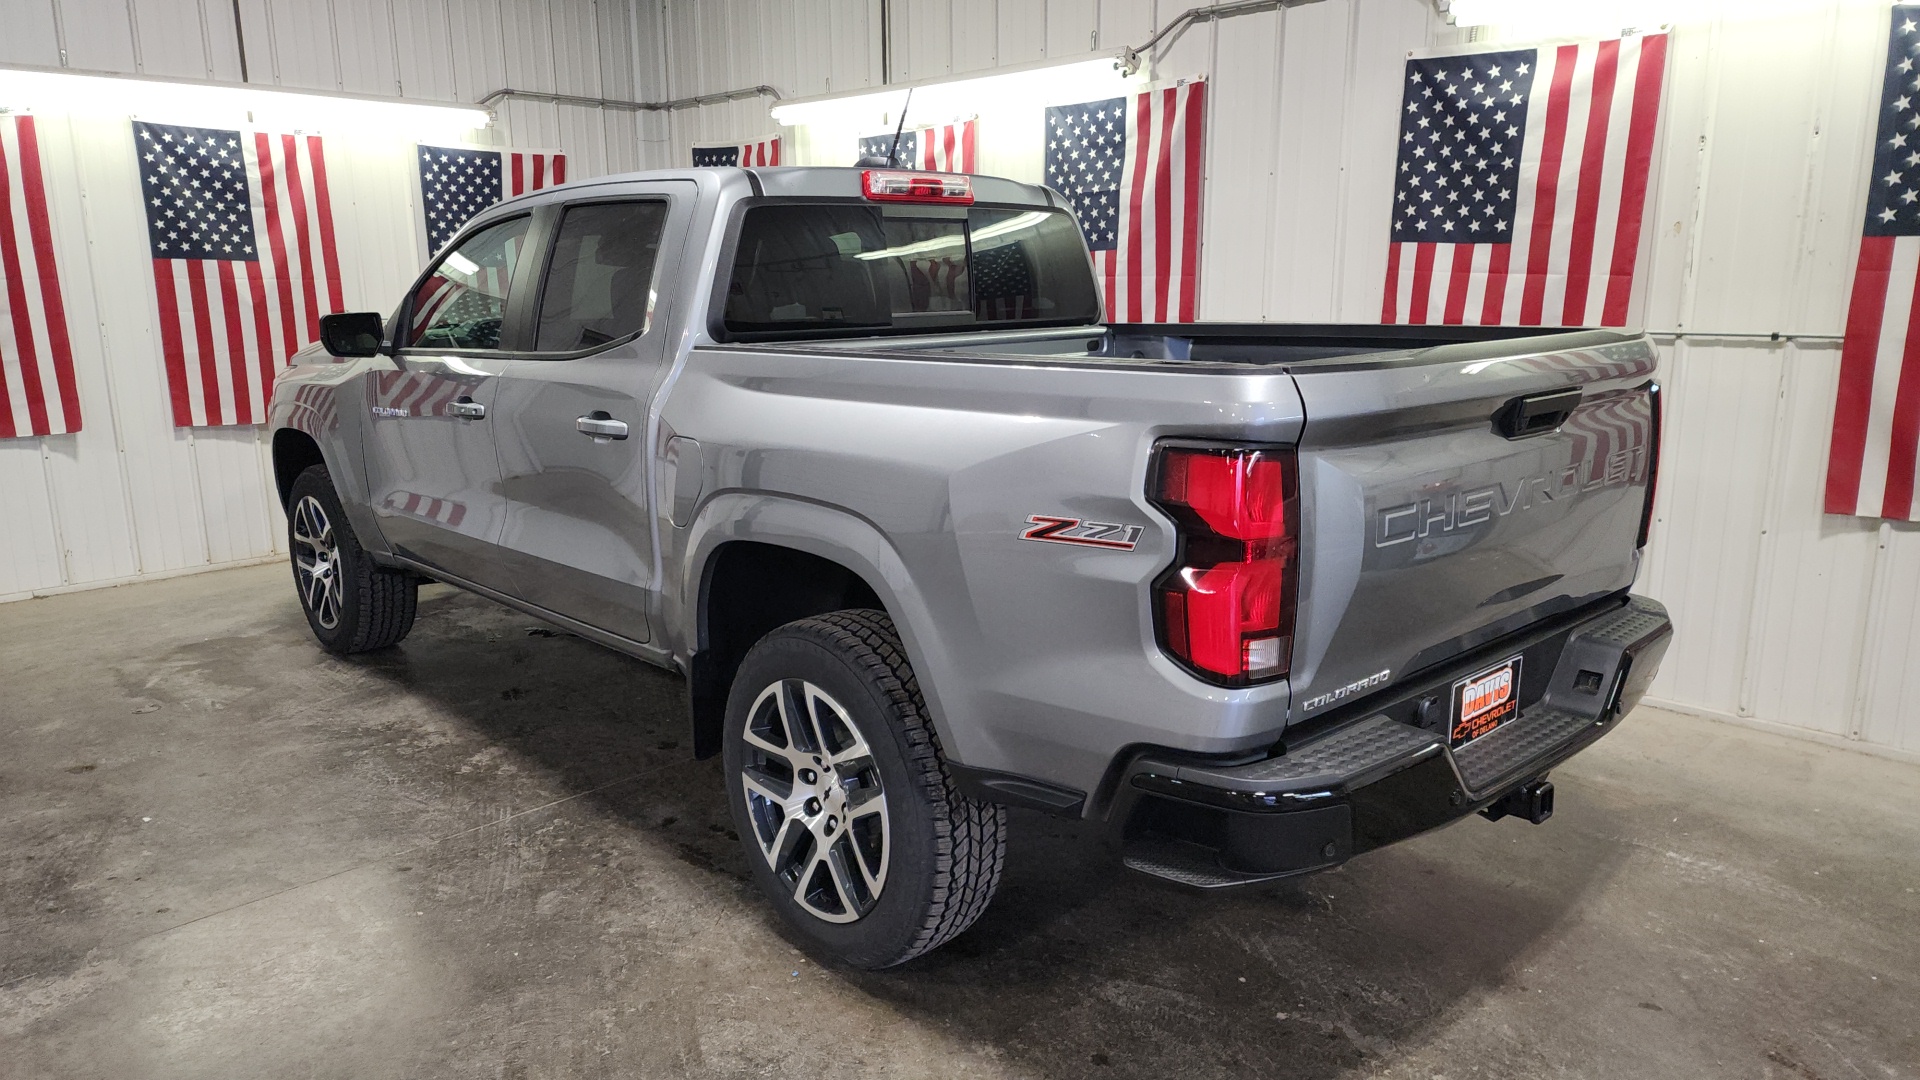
723, 205, 1099, 336
534, 200, 670, 352
406, 216, 531, 350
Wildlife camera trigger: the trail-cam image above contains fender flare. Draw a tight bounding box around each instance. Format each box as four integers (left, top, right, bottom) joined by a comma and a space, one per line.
676, 491, 970, 760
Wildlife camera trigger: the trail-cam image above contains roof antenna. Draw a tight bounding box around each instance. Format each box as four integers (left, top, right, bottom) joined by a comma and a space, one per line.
886, 87, 913, 168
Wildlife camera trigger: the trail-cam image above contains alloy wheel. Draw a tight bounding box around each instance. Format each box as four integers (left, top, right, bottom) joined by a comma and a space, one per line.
291, 495, 345, 630
739, 679, 890, 923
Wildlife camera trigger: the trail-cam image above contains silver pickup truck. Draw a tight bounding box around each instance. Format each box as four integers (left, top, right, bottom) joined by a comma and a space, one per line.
269, 166, 1673, 968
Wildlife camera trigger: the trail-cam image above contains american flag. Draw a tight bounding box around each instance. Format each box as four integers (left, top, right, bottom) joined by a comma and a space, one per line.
418, 144, 565, 254
0, 115, 81, 438
136, 121, 342, 428
858, 118, 976, 172
1828, 6, 1920, 521
1381, 34, 1668, 328
1046, 82, 1205, 323
692, 136, 781, 167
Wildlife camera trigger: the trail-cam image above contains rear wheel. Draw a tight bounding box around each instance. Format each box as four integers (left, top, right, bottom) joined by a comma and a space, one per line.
287, 464, 416, 654
723, 609, 1006, 969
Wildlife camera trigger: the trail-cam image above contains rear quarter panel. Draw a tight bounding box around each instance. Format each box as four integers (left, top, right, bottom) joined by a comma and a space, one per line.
659, 346, 1308, 801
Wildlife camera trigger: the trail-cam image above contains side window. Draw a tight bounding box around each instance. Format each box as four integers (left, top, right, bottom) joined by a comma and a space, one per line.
534, 201, 670, 352
406, 216, 532, 350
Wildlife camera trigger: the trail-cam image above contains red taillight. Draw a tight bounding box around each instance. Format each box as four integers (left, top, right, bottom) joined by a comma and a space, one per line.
1150, 445, 1299, 685
860, 169, 974, 204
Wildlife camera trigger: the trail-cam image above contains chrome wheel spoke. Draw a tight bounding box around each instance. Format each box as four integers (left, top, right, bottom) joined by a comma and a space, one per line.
291, 495, 344, 630
844, 786, 885, 819
743, 677, 889, 924
823, 840, 864, 916
741, 767, 795, 811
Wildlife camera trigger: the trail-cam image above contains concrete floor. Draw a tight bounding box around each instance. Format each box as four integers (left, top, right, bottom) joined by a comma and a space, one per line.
1, 563, 1915, 1080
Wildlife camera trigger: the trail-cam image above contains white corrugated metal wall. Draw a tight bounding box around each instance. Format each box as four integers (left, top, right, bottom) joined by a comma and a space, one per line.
0, 0, 678, 603
646, 0, 1920, 759
3, 0, 1915, 760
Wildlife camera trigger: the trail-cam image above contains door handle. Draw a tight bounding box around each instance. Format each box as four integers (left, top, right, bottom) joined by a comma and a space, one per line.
447, 397, 486, 420
576, 412, 629, 440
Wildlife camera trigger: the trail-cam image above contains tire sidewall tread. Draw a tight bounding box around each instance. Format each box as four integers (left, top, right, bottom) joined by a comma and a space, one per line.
723, 609, 1006, 969
287, 464, 417, 655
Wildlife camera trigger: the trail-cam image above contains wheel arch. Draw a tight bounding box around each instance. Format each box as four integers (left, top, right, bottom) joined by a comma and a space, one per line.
271, 427, 327, 510
680, 494, 953, 762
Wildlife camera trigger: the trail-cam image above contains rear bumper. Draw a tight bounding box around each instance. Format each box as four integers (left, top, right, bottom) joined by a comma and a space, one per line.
1113, 594, 1673, 888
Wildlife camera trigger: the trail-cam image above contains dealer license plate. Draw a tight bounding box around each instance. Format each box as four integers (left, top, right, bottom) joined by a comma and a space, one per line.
1450, 655, 1523, 748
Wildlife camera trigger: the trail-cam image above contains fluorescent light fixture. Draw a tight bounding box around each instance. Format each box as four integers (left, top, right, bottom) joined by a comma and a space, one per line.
0, 66, 489, 136
1446, 0, 1832, 32
770, 57, 1137, 132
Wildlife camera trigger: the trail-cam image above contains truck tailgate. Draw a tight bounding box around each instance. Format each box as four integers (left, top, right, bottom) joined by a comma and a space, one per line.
1287, 332, 1657, 724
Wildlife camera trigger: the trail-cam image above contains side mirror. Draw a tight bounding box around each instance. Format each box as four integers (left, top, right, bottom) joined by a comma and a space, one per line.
319, 312, 385, 358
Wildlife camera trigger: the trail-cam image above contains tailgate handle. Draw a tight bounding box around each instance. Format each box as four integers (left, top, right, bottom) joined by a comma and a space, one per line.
1493, 388, 1582, 440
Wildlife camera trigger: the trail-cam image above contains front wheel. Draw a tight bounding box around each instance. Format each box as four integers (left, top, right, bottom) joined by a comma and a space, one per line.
287, 464, 417, 654
723, 610, 1006, 969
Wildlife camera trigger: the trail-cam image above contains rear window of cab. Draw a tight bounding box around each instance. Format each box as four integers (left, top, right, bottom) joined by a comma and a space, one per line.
722, 204, 1101, 338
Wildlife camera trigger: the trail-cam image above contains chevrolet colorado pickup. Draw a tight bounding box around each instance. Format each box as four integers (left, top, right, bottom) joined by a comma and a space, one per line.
269, 165, 1673, 968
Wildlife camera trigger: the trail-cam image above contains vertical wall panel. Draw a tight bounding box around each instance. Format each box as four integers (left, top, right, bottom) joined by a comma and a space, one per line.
57, 0, 141, 73
828, 0, 880, 92
446, 0, 509, 101
950, 0, 998, 74
1640, 343, 1787, 715
0, 1, 62, 67
902, 0, 956, 82
1046, 0, 1099, 58
1199, 8, 1281, 321
136, 0, 222, 80
597, 0, 639, 102
548, 0, 603, 98
261, 0, 340, 89
1860, 531, 1920, 754
332, 0, 402, 95
1098, 0, 1154, 56
203, 0, 245, 81
1740, 344, 1880, 735
1264, 0, 1355, 322
0, 445, 65, 598
62, 113, 209, 576
1332, 0, 1431, 320
503, 0, 559, 95
996, 0, 1044, 69
33, 117, 142, 589
392, 0, 458, 100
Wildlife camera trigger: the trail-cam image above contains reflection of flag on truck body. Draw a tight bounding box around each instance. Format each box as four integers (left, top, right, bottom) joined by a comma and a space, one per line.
417, 144, 565, 254
1046, 81, 1205, 323
0, 115, 81, 438
858, 119, 977, 172
1381, 34, 1667, 328
692, 136, 781, 167
1827, 5, 1920, 521
135, 121, 342, 428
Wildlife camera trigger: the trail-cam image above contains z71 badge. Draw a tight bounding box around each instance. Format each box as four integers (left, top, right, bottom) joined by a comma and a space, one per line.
1019, 515, 1145, 551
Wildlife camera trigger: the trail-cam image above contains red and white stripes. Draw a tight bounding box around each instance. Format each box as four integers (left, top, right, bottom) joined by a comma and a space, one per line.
1096, 80, 1206, 324
506, 150, 566, 196
152, 131, 342, 428
1561, 388, 1655, 488
915, 120, 975, 173
372, 370, 463, 419
1384, 33, 1666, 328
1827, 236, 1920, 520
0, 115, 81, 438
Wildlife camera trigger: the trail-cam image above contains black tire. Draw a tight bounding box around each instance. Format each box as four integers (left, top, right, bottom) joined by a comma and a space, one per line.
287, 464, 416, 654
722, 609, 1006, 969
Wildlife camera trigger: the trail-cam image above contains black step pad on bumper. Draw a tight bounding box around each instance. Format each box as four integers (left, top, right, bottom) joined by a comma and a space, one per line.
1117, 595, 1673, 889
